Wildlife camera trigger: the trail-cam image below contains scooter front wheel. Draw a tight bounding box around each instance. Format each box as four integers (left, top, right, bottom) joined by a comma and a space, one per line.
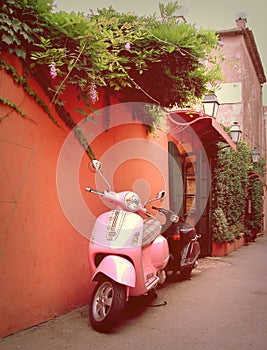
89, 276, 127, 332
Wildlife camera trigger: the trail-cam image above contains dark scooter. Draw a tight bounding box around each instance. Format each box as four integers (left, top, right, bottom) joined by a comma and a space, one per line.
152, 206, 201, 279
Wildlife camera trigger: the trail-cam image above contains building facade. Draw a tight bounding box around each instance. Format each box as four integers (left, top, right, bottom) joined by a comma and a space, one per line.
215, 16, 267, 232
216, 17, 266, 152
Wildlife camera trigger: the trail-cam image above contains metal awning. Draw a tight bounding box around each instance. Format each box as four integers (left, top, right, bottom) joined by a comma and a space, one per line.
168, 109, 237, 153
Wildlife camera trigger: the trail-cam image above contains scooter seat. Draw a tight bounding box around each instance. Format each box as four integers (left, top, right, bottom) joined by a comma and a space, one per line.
142, 219, 162, 247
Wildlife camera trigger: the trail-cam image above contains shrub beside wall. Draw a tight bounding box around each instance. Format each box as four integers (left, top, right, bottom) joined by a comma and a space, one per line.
212, 141, 265, 244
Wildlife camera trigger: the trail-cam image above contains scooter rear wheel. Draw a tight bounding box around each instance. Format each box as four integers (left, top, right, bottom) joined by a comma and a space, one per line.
180, 266, 194, 280
89, 276, 126, 332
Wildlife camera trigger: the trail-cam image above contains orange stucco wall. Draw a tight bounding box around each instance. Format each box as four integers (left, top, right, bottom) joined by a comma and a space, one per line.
0, 55, 169, 337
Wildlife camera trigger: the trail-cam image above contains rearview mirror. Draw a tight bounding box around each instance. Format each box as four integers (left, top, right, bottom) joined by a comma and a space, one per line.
88, 160, 111, 191
89, 160, 102, 173
156, 190, 166, 202
144, 189, 166, 207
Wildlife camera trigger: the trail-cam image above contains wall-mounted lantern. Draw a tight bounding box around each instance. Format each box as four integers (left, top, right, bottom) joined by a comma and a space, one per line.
251, 147, 260, 163
202, 93, 220, 118
229, 121, 242, 143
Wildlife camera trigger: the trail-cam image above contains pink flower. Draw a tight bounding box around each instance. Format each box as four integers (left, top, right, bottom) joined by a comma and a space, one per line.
125, 42, 131, 51
49, 61, 57, 79
90, 82, 98, 104
162, 12, 168, 22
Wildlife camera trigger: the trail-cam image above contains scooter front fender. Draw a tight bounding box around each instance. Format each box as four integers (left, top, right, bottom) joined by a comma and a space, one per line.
92, 255, 136, 288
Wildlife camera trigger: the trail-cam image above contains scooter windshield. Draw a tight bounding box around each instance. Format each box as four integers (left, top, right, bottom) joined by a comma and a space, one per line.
90, 210, 144, 249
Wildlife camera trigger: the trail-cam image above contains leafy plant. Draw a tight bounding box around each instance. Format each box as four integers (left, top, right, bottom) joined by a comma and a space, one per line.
228, 223, 244, 239
212, 138, 265, 243
28, 2, 222, 107
0, 0, 53, 60
159, 1, 181, 20
249, 158, 265, 233
212, 141, 251, 225
0, 56, 59, 125
212, 208, 234, 244
143, 104, 169, 134
0, 0, 223, 159
0, 96, 31, 122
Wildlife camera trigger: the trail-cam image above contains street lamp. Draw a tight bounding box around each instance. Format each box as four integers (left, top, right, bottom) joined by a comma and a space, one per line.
251, 147, 260, 163
229, 121, 242, 143
202, 93, 220, 118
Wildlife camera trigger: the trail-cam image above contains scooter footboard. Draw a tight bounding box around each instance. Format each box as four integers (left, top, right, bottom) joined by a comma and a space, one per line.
92, 255, 136, 288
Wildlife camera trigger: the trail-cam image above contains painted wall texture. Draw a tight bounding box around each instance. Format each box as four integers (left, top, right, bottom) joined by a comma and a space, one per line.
0, 54, 169, 337
0, 55, 91, 337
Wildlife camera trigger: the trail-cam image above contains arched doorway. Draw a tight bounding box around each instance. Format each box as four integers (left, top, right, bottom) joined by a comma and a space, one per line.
168, 141, 212, 256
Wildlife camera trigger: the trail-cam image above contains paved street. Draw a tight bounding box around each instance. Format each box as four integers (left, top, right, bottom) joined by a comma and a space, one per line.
1, 234, 267, 350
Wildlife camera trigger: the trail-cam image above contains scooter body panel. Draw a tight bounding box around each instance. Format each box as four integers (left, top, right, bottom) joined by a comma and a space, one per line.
90, 210, 144, 249
143, 235, 169, 269
92, 255, 136, 287
130, 235, 169, 296
88, 209, 169, 297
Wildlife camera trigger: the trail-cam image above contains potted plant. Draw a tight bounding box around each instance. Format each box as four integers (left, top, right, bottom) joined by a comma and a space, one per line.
212, 208, 234, 256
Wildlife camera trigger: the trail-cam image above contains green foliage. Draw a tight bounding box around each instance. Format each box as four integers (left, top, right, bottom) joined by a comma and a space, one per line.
0, 96, 30, 121
1, 0, 222, 109
0, 0, 223, 159
0, 57, 59, 125
212, 139, 265, 243
143, 104, 169, 135
212, 208, 234, 244
228, 223, 244, 240
0, 0, 54, 60
213, 141, 251, 226
249, 158, 265, 232
159, 1, 181, 19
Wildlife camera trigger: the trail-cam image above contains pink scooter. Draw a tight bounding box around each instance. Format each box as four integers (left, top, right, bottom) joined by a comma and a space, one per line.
86, 160, 169, 332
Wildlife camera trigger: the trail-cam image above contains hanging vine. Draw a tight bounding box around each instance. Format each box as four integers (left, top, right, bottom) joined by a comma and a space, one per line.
0, 0, 223, 158
0, 57, 59, 125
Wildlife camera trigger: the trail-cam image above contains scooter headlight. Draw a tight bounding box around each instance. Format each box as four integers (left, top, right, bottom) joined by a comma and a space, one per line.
124, 192, 141, 211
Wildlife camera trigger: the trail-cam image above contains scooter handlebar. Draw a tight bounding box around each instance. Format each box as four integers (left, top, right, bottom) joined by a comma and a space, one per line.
152, 206, 180, 223
85, 187, 104, 196
152, 206, 169, 215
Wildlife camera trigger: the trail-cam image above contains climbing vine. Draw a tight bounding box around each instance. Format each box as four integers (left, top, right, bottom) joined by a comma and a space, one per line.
212, 140, 265, 243
0, 0, 223, 158
0, 57, 59, 125
0, 96, 30, 122
247, 159, 265, 236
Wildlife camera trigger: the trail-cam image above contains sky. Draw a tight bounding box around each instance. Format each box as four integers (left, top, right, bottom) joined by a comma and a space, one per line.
54, 0, 267, 104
